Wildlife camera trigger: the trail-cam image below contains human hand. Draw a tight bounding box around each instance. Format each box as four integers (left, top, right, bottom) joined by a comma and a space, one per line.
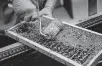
17, 8, 38, 22
13, 0, 38, 22
39, 6, 53, 18
24, 9, 38, 22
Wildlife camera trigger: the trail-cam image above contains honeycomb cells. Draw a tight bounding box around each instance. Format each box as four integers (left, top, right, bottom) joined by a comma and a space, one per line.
10, 17, 97, 64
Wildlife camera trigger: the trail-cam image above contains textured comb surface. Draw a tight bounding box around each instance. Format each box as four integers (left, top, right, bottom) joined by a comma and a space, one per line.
9, 17, 102, 65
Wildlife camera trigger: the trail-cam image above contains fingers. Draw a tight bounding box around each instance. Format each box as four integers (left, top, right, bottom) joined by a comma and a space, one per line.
40, 13, 52, 18
24, 14, 32, 22
46, 14, 53, 17
39, 10, 53, 18
21, 9, 53, 22
24, 11, 38, 22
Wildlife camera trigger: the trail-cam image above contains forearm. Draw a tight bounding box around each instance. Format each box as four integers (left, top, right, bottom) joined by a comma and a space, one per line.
12, 0, 36, 15
45, 0, 57, 10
